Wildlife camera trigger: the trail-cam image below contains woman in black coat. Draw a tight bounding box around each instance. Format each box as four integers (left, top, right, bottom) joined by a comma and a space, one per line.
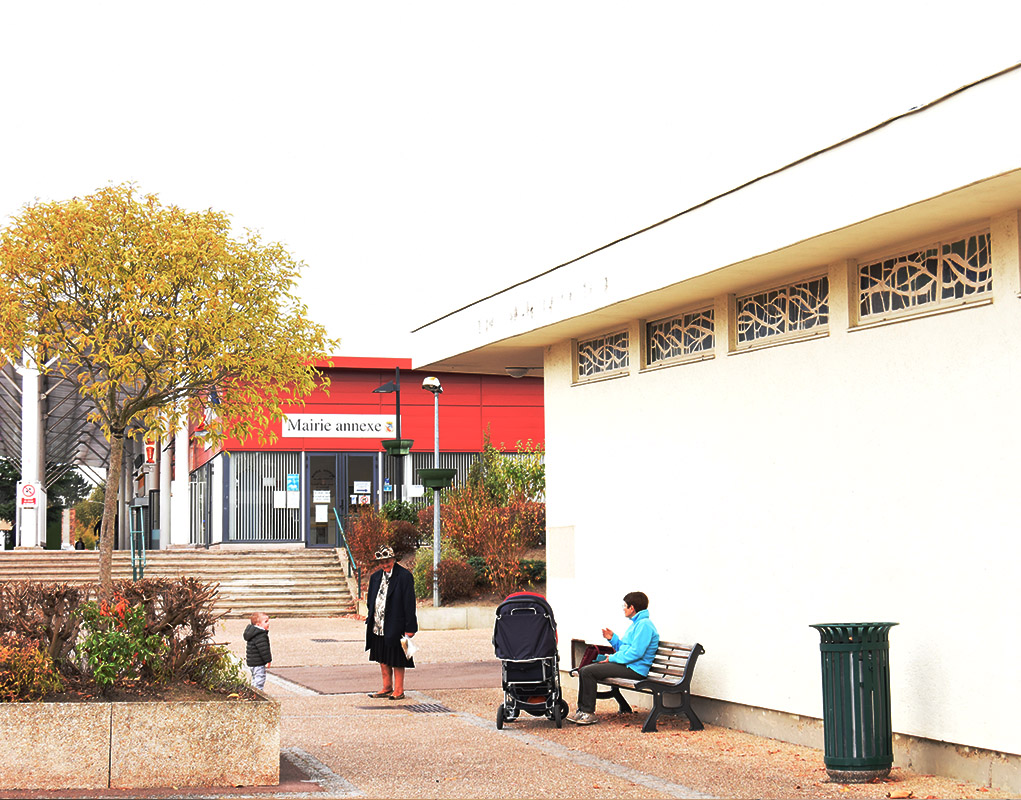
365, 545, 418, 700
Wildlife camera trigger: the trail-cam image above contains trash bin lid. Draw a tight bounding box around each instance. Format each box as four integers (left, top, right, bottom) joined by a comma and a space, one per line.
810, 622, 898, 644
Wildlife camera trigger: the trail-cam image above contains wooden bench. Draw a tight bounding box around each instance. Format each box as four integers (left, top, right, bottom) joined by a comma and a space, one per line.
570, 638, 706, 732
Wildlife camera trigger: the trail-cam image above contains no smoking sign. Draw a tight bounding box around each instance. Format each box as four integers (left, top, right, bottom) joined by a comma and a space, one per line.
18, 482, 39, 507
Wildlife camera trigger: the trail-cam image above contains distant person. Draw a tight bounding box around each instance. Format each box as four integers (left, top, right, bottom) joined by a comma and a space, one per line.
567, 591, 660, 725
244, 612, 272, 690
365, 545, 418, 700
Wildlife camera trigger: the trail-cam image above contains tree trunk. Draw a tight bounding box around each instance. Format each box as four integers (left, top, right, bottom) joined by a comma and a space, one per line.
99, 432, 124, 598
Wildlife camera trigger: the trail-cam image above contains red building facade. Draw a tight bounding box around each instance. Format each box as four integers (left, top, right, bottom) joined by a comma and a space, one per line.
188, 357, 544, 548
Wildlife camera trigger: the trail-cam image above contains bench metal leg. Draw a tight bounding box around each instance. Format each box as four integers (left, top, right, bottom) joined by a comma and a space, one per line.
596, 686, 633, 713
682, 693, 704, 731
641, 692, 704, 733
641, 698, 664, 732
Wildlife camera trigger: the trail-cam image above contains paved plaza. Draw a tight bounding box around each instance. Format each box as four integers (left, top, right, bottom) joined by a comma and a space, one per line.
3, 616, 1012, 800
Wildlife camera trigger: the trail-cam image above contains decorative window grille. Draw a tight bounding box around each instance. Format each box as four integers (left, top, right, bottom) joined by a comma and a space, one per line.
858, 231, 991, 319
576, 330, 629, 379
646, 308, 715, 366
736, 276, 829, 346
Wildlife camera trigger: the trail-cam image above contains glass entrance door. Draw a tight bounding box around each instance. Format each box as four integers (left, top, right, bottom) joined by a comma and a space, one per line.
345, 454, 376, 517
307, 454, 339, 547
306, 453, 378, 547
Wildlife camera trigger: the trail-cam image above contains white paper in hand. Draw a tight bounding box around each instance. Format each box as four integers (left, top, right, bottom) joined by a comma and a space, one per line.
401, 635, 419, 658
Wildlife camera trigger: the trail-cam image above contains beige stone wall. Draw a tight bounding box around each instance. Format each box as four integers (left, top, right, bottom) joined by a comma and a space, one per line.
544, 211, 1021, 758
0, 696, 279, 790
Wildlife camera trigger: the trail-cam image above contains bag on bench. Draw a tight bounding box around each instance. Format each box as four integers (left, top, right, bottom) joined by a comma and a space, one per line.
577, 643, 614, 670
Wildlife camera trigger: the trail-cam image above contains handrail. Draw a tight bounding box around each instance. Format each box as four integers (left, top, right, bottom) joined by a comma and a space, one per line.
129, 507, 146, 580
332, 507, 361, 598
130, 529, 146, 580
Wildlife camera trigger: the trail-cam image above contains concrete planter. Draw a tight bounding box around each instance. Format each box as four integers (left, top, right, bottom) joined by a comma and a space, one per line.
0, 691, 279, 790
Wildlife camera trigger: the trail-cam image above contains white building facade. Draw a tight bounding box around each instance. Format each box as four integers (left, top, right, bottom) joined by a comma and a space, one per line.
414, 65, 1021, 790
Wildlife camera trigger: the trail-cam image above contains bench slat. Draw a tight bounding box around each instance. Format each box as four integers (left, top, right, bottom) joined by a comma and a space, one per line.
580, 638, 705, 733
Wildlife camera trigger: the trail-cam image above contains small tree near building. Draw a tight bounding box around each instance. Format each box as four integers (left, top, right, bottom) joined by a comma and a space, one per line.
0, 184, 335, 594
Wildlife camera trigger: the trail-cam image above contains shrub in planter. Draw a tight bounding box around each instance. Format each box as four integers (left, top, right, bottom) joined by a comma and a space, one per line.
345, 505, 389, 578
519, 559, 546, 584
437, 559, 476, 602
412, 541, 465, 599
0, 633, 64, 701
76, 595, 168, 690
413, 556, 478, 603
389, 520, 420, 560
189, 643, 249, 694
0, 578, 247, 698
381, 499, 418, 525
510, 497, 546, 548
0, 581, 89, 667
466, 555, 489, 586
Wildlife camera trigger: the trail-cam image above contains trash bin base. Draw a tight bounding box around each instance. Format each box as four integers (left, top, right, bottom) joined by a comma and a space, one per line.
826, 766, 891, 784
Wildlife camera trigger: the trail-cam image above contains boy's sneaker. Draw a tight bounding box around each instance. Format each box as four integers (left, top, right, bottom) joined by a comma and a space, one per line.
567, 710, 598, 725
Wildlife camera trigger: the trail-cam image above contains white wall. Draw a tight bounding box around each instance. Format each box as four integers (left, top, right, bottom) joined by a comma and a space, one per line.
545, 212, 1021, 756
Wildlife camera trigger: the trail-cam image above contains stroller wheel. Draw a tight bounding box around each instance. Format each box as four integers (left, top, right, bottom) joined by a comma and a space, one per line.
497, 704, 505, 731
558, 698, 570, 719
553, 700, 563, 728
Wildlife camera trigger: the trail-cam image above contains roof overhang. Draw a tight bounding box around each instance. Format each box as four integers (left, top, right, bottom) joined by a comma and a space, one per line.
0, 361, 110, 484
412, 64, 1021, 375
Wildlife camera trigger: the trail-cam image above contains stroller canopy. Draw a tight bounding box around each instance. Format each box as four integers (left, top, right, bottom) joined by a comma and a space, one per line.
493, 592, 558, 661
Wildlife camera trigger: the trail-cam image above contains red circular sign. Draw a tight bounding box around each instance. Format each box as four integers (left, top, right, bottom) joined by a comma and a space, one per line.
21, 484, 35, 498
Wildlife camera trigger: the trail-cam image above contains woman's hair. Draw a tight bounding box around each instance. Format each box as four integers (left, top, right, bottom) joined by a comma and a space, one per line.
623, 591, 649, 612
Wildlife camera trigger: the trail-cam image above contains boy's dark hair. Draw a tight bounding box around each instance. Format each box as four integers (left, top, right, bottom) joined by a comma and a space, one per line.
623, 592, 649, 612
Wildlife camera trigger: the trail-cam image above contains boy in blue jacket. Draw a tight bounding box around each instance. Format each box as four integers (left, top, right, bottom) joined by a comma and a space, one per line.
567, 591, 659, 725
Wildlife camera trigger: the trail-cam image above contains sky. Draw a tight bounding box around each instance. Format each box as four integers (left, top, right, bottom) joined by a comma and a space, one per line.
2, 2, 1019, 357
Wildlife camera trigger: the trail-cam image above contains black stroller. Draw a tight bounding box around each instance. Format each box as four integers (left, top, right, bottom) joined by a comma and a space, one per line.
493, 591, 570, 729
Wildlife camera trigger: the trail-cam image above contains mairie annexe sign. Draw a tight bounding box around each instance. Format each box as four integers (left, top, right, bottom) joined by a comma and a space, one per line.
281, 414, 395, 438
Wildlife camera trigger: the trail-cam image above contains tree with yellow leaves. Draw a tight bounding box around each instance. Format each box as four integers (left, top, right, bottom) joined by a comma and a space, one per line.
0, 184, 336, 594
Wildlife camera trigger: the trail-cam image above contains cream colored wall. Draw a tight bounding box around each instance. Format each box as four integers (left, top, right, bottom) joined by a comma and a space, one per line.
546, 211, 1021, 756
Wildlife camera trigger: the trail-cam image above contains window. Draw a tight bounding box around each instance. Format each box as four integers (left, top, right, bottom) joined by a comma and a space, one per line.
646, 307, 715, 367
575, 330, 629, 381
736, 275, 829, 347
858, 231, 991, 321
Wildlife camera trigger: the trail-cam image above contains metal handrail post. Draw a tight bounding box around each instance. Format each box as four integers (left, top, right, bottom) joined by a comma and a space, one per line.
332, 506, 361, 598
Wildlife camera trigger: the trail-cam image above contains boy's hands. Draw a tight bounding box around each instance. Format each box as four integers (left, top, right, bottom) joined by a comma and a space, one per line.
602, 627, 614, 641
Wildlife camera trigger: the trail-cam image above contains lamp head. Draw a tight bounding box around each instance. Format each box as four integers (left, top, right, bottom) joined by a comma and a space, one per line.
504, 366, 529, 378
422, 376, 443, 394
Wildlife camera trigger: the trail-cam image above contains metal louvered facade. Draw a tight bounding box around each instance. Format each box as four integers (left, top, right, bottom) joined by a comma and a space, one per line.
228, 451, 303, 542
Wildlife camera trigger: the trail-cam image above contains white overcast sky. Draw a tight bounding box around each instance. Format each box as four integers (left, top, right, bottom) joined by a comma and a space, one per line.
2, 2, 1019, 356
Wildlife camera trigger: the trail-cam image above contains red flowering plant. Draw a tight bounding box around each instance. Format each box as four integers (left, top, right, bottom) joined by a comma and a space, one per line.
76, 593, 167, 692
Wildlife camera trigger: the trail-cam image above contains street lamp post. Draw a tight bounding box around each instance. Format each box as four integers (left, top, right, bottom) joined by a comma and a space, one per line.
372, 366, 404, 503
422, 376, 443, 607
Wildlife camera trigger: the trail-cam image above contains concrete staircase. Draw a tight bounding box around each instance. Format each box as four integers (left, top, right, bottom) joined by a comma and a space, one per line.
0, 548, 357, 618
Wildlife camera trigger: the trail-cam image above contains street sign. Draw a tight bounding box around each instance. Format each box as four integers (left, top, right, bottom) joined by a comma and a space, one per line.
17, 482, 39, 507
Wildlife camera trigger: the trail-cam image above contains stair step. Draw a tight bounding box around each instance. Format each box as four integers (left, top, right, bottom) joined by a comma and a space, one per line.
0, 549, 356, 618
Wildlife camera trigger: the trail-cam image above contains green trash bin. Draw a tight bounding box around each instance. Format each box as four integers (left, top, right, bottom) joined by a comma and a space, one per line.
810, 622, 898, 783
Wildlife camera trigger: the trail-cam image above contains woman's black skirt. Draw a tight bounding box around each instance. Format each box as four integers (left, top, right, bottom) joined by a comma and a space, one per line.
367, 632, 415, 669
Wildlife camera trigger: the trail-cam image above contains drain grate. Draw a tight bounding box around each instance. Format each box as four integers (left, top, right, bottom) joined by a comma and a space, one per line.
311, 638, 340, 643
406, 703, 453, 714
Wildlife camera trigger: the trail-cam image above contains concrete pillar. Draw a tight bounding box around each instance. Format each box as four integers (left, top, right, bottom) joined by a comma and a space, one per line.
15, 353, 44, 548
61, 508, 72, 549
991, 209, 1021, 302
828, 259, 854, 337
118, 438, 130, 550
170, 426, 191, 545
